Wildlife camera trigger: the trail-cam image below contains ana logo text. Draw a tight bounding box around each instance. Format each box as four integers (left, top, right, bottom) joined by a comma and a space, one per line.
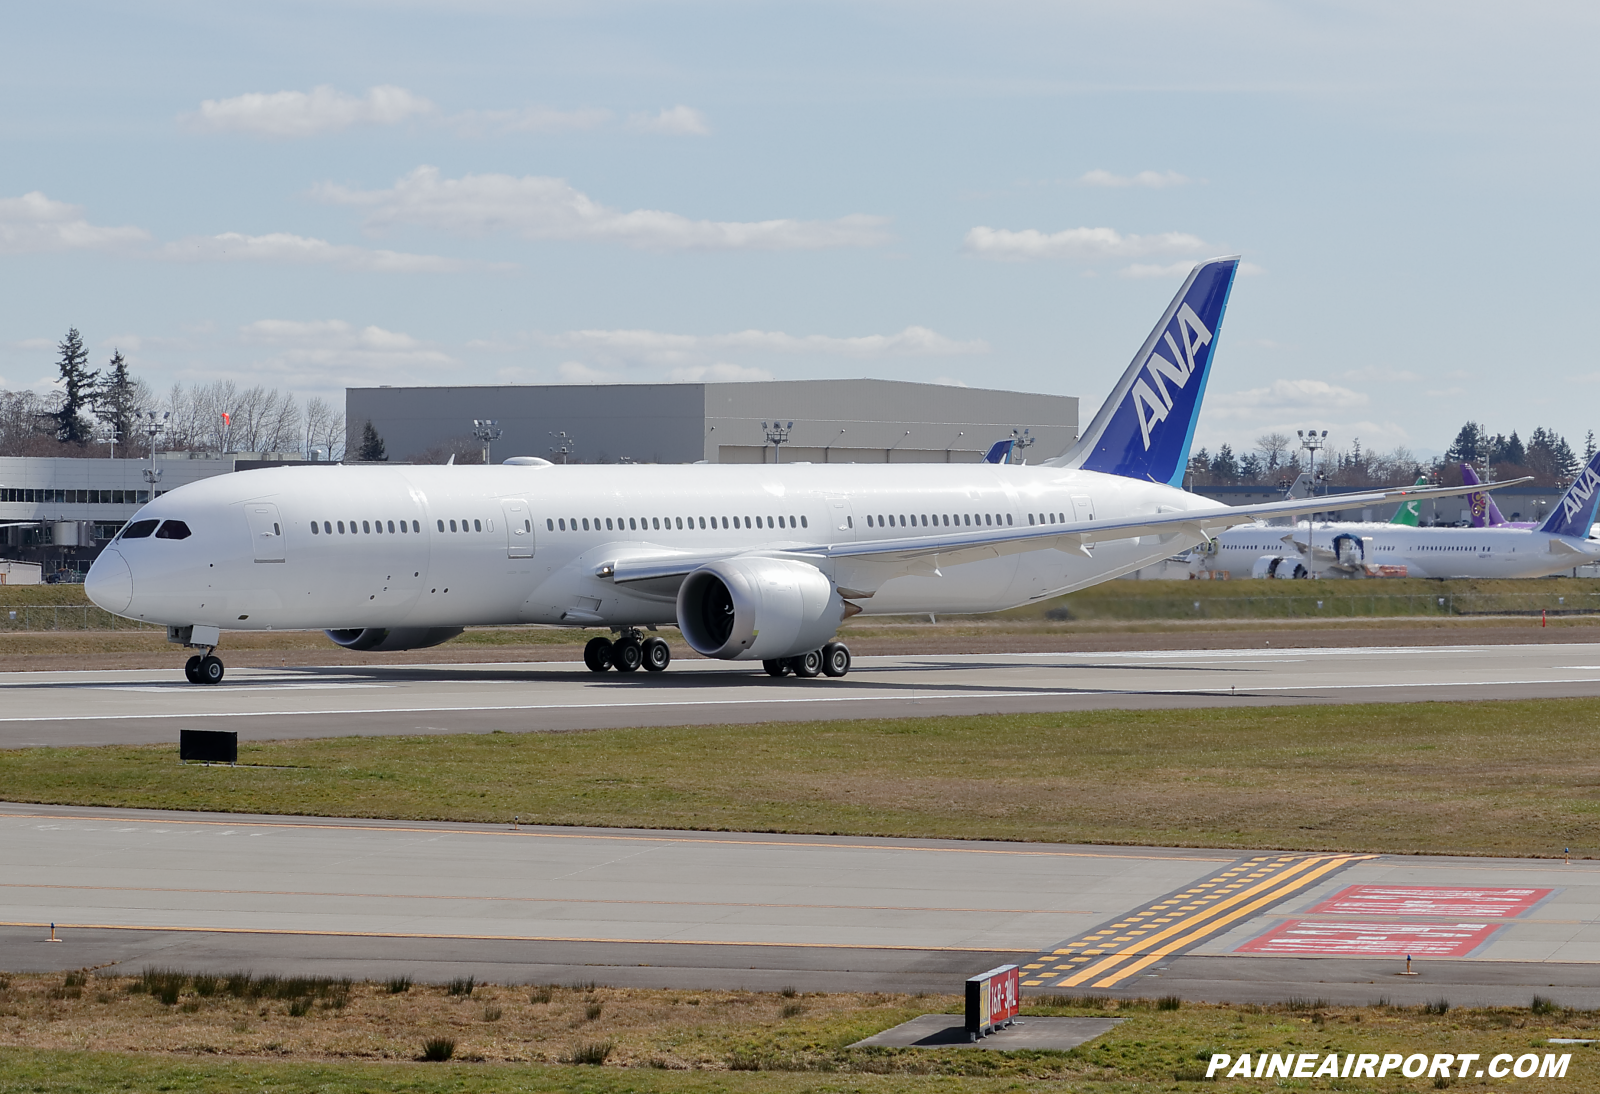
1562, 466, 1600, 522
1130, 303, 1213, 450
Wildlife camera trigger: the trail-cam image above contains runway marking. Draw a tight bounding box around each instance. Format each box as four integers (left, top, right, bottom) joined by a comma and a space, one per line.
1019, 853, 1370, 990
7, 676, 1600, 723
0, 813, 1234, 862
0, 882, 1091, 917
0, 920, 1036, 953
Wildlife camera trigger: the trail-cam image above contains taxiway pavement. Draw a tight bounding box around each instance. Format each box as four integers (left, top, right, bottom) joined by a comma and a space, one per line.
5, 641, 1600, 748
3, 804, 1595, 1005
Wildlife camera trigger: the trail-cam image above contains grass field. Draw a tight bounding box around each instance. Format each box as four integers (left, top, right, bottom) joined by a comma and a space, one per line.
0, 972, 1593, 1090
5, 699, 1599, 856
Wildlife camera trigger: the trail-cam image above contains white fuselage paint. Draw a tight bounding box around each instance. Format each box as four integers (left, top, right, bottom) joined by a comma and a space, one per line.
1193, 520, 1600, 580
95, 462, 1214, 634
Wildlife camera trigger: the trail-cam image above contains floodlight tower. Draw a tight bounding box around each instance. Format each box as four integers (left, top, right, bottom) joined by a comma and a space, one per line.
472, 419, 503, 466
763, 420, 793, 464
1010, 427, 1035, 465
1297, 429, 1329, 495
548, 431, 577, 465
142, 411, 169, 490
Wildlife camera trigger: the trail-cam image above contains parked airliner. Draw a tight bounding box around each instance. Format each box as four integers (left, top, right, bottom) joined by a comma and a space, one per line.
1188, 455, 1600, 580
85, 257, 1497, 684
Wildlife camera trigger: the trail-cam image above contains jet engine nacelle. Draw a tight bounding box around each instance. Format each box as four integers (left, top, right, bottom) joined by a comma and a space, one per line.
676, 557, 844, 660
1332, 532, 1365, 569
324, 627, 465, 652
1251, 555, 1309, 580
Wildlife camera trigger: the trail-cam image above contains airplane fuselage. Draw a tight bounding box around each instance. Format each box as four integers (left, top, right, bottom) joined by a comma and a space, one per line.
90, 461, 1214, 634
1195, 520, 1600, 580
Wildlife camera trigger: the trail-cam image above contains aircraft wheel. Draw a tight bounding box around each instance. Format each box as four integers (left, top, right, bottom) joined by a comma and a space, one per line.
198, 655, 225, 685
184, 655, 202, 684
612, 638, 643, 673
642, 637, 671, 672
791, 649, 823, 678
821, 641, 851, 678
762, 659, 788, 677
583, 636, 613, 673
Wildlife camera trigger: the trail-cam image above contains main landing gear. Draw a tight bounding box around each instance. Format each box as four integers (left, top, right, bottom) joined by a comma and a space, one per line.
763, 641, 851, 679
184, 651, 225, 685
584, 629, 671, 674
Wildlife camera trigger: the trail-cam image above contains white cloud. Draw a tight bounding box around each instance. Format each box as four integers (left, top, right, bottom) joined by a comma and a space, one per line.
543, 326, 986, 367
237, 319, 458, 387
1080, 169, 1191, 188
1209, 378, 1371, 420
0, 192, 150, 254
161, 232, 481, 273
664, 362, 772, 382
626, 105, 710, 136
451, 106, 613, 136
315, 166, 889, 251
1119, 261, 1196, 279
963, 225, 1206, 261
192, 85, 435, 137
556, 361, 617, 383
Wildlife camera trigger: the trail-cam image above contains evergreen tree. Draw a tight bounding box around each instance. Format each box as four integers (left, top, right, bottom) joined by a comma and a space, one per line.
1444, 421, 1486, 464
94, 349, 143, 449
1490, 430, 1525, 467
1527, 426, 1578, 484
1586, 430, 1596, 466
1238, 452, 1263, 482
357, 420, 387, 462
49, 328, 99, 445
1210, 443, 1238, 482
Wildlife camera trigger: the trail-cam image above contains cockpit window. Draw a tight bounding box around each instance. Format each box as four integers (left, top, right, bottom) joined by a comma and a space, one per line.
119, 519, 159, 540
154, 520, 192, 540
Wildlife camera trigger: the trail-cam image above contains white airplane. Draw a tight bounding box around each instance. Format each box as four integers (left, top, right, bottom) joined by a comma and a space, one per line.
86, 256, 1496, 684
1189, 458, 1600, 581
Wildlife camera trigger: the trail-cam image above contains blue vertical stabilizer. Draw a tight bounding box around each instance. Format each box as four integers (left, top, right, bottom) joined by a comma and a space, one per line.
1052, 256, 1239, 485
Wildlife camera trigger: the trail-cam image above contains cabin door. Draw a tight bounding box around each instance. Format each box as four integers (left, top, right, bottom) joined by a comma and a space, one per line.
245, 502, 285, 563
501, 499, 535, 558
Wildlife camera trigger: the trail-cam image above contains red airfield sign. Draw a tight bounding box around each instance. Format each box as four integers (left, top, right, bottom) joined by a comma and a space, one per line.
1238, 919, 1500, 957
1308, 886, 1551, 919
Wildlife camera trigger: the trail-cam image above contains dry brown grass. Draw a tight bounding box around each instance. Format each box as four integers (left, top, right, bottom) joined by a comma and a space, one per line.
0, 972, 933, 1067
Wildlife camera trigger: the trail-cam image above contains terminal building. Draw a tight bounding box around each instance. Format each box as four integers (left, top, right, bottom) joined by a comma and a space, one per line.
345, 379, 1079, 467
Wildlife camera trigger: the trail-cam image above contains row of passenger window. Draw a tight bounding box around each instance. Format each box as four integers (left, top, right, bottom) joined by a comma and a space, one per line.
312, 519, 422, 536
867, 512, 1013, 529
548, 514, 810, 532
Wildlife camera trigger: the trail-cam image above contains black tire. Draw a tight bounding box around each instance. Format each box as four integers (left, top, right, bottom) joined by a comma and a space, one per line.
792, 649, 823, 678
821, 642, 850, 678
613, 638, 643, 673
583, 636, 613, 673
184, 655, 202, 684
762, 659, 788, 677
198, 655, 224, 685
642, 637, 671, 672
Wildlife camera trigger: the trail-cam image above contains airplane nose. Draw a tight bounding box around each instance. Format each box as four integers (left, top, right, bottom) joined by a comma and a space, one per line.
86, 548, 133, 614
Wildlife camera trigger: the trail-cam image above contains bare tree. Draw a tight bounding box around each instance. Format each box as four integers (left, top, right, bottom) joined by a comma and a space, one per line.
301, 396, 345, 460
1254, 432, 1291, 473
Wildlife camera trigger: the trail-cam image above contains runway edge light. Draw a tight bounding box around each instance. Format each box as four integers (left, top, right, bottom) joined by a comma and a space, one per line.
966, 964, 1020, 1040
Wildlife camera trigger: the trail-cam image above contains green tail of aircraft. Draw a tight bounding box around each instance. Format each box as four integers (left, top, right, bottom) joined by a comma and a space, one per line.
1389, 476, 1430, 525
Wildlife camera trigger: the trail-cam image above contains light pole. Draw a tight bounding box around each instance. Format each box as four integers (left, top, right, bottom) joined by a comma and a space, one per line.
472, 419, 502, 466
762, 420, 793, 464
142, 411, 169, 495
548, 431, 577, 465
1010, 427, 1035, 465
1297, 429, 1328, 495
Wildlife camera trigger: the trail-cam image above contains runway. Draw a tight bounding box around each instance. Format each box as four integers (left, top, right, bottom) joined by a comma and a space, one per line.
3, 803, 1596, 1006
5, 641, 1600, 748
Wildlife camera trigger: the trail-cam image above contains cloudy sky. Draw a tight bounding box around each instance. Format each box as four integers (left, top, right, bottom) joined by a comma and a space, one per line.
3, 1, 1598, 459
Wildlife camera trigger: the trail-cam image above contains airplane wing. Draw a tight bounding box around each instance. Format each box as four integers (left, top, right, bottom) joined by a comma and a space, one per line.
608, 479, 1528, 589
